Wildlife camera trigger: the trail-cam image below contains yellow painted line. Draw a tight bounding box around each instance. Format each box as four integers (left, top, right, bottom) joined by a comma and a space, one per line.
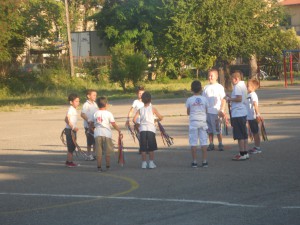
0, 173, 139, 215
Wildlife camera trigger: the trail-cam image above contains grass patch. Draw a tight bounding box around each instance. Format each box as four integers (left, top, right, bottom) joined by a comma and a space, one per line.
0, 70, 208, 111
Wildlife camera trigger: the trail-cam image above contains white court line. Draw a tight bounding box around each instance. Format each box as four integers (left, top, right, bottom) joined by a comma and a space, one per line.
1, 192, 298, 209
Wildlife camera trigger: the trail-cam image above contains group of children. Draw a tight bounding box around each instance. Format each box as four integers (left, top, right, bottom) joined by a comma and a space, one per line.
64, 69, 262, 171
64, 87, 162, 171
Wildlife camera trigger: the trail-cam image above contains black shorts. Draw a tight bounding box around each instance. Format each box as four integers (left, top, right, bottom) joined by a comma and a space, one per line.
231, 116, 248, 140
139, 131, 158, 152
85, 128, 95, 146
65, 128, 76, 153
248, 119, 259, 134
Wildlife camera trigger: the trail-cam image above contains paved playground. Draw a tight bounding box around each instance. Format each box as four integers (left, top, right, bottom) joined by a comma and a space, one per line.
0, 82, 299, 225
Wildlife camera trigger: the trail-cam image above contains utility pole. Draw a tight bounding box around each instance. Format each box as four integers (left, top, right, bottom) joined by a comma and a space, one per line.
64, 0, 75, 77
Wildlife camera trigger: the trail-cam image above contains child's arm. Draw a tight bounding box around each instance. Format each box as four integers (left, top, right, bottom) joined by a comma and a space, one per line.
133, 110, 140, 124
153, 107, 163, 121
253, 101, 261, 119
65, 115, 78, 132
81, 112, 88, 123
111, 122, 122, 137
125, 107, 134, 125
187, 107, 190, 116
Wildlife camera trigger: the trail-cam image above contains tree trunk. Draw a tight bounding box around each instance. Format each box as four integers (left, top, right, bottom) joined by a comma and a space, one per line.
224, 61, 232, 91
218, 67, 225, 87
249, 54, 258, 79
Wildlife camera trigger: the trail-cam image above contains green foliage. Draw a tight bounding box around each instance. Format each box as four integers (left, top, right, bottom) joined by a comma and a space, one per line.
0, 0, 25, 63
110, 42, 148, 91
23, 0, 65, 44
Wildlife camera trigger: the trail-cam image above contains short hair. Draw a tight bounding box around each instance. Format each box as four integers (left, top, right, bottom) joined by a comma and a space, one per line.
231, 70, 243, 80
191, 80, 202, 93
136, 86, 145, 93
141, 91, 151, 104
86, 89, 97, 96
68, 93, 79, 102
248, 79, 259, 90
96, 96, 107, 108
208, 68, 218, 76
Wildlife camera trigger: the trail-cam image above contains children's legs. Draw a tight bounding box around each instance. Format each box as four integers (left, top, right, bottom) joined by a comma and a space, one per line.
238, 139, 245, 152
87, 145, 92, 155
238, 139, 248, 152
149, 151, 154, 161
208, 133, 214, 144
141, 152, 147, 161
253, 133, 260, 148
217, 133, 223, 144
67, 152, 73, 162
201, 145, 207, 162
244, 139, 248, 151
105, 155, 110, 167
191, 146, 197, 162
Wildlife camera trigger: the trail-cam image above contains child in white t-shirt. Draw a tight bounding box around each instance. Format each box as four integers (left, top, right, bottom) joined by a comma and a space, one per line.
186, 80, 209, 168
81, 89, 98, 160
125, 86, 145, 127
202, 69, 226, 151
133, 92, 163, 169
93, 97, 122, 172
246, 79, 262, 154
226, 70, 249, 161
64, 93, 80, 168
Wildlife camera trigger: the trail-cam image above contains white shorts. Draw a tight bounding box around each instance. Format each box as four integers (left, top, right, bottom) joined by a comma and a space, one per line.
189, 127, 208, 147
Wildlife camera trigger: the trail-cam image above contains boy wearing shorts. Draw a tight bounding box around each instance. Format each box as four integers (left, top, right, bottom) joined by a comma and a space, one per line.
246, 79, 262, 154
226, 71, 249, 161
81, 89, 98, 160
133, 92, 163, 169
64, 93, 80, 168
93, 97, 122, 172
202, 69, 226, 151
186, 80, 209, 168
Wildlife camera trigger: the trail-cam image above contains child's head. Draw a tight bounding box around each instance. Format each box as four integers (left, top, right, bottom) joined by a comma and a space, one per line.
247, 79, 259, 93
68, 93, 80, 108
96, 96, 108, 109
136, 86, 145, 100
230, 70, 243, 85
208, 69, 218, 84
191, 80, 202, 94
86, 89, 97, 102
141, 91, 151, 104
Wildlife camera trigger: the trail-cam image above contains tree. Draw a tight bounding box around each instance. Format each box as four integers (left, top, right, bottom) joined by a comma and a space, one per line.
0, 0, 25, 64
110, 42, 147, 91
23, 0, 65, 46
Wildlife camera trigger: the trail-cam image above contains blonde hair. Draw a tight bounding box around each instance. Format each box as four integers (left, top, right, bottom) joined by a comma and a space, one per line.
248, 79, 259, 90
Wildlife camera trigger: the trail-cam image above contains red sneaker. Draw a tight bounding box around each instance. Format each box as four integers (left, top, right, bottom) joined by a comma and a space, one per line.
65, 161, 79, 168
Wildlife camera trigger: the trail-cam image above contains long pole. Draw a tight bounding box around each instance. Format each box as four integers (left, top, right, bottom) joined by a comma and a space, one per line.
64, 0, 75, 77
283, 53, 287, 88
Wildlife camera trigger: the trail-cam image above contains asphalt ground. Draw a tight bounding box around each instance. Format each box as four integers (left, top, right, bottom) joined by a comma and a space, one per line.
0, 82, 299, 225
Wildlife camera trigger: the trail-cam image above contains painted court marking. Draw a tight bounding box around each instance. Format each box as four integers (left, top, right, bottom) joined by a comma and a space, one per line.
0, 192, 299, 210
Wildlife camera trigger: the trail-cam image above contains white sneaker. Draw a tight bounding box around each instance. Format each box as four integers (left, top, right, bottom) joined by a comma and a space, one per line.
245, 153, 250, 159
86, 154, 95, 161
141, 161, 147, 169
148, 161, 157, 169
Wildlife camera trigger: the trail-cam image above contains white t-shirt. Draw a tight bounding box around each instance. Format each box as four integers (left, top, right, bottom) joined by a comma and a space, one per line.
231, 81, 248, 118
139, 105, 156, 133
202, 83, 226, 114
65, 106, 77, 129
132, 99, 144, 112
81, 100, 98, 128
93, 110, 115, 138
185, 95, 208, 129
132, 99, 145, 124
246, 92, 259, 120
